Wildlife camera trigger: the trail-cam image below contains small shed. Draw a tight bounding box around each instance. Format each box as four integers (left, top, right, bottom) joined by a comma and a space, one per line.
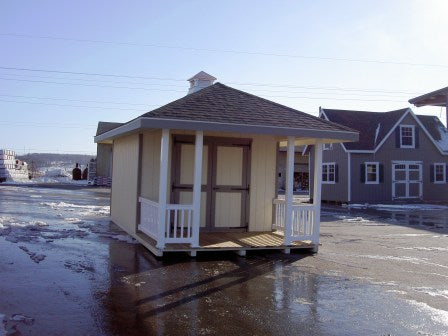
94, 72, 357, 256
95, 121, 123, 179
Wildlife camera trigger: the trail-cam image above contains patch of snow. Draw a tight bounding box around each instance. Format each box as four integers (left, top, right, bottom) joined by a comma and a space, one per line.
396, 246, 448, 252
345, 203, 448, 211
336, 215, 371, 223
435, 124, 448, 153
10, 314, 34, 325
413, 287, 448, 300
110, 234, 138, 244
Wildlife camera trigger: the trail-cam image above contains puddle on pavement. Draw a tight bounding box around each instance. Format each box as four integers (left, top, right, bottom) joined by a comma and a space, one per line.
0, 185, 447, 336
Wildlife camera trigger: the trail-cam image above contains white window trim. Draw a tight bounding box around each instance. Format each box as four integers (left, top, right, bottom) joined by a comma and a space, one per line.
323, 143, 333, 151
322, 162, 336, 184
365, 162, 379, 184
400, 125, 415, 149
434, 163, 446, 184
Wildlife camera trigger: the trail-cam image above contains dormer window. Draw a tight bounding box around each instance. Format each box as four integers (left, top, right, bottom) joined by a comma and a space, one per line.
400, 125, 415, 148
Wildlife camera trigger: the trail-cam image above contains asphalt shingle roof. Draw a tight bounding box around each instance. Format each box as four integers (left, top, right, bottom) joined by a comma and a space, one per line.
96, 122, 123, 136
322, 108, 409, 150
139, 83, 356, 133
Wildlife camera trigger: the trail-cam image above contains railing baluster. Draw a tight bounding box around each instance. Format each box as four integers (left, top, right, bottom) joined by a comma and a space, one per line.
180, 209, 185, 238
174, 209, 178, 239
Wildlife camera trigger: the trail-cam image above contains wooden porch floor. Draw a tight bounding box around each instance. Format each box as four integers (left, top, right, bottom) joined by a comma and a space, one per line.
135, 231, 315, 257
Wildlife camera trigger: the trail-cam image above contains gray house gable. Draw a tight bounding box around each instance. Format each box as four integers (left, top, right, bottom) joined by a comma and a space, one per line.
312, 108, 448, 203
320, 108, 448, 156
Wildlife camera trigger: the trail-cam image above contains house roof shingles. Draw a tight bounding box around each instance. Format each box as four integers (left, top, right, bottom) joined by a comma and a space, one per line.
322, 108, 409, 150
96, 122, 123, 136
139, 83, 356, 134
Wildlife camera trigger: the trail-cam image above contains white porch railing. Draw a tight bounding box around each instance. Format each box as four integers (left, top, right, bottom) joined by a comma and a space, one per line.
273, 199, 318, 243
138, 197, 159, 241
138, 197, 196, 247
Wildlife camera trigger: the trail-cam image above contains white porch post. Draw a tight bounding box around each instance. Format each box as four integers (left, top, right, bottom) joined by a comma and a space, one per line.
284, 136, 295, 245
312, 142, 323, 248
191, 130, 203, 247
157, 128, 170, 249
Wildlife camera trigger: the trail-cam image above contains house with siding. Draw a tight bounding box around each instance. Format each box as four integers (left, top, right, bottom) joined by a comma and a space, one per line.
94, 72, 358, 256
309, 107, 448, 203
95, 122, 123, 183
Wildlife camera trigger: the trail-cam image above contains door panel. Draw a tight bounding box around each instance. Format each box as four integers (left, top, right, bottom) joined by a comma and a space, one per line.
214, 192, 242, 227
215, 146, 243, 186
395, 183, 406, 198
409, 183, 420, 198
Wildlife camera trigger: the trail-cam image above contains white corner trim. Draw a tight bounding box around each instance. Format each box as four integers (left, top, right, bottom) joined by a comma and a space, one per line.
347, 152, 351, 202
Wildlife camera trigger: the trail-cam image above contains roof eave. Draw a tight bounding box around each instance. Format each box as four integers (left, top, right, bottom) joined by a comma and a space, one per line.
95, 117, 359, 143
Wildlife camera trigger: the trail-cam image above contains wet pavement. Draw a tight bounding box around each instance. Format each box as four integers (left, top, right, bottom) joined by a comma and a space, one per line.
0, 185, 447, 335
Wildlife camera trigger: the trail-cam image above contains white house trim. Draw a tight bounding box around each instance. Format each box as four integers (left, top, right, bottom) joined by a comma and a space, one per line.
347, 152, 351, 202
312, 142, 323, 248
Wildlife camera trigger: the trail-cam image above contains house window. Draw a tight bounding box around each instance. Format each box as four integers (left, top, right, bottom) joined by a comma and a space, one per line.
365, 162, 379, 184
400, 125, 415, 148
434, 163, 446, 183
323, 143, 333, 151
322, 163, 335, 184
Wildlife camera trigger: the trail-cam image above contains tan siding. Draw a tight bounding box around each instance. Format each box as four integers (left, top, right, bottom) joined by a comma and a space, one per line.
140, 130, 161, 202
111, 134, 139, 235
249, 135, 277, 231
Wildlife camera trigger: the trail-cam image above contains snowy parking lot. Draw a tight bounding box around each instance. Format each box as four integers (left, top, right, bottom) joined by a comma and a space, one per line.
0, 185, 447, 335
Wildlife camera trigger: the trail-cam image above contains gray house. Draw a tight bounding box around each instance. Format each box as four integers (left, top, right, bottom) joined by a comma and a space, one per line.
309, 107, 448, 203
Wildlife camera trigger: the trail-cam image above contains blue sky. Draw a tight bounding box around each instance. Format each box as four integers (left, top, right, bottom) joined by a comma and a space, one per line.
1, 0, 447, 154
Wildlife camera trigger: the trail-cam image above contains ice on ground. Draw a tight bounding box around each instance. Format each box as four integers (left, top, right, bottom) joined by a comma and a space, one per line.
40, 202, 110, 215
406, 300, 448, 327
345, 203, 448, 211
336, 215, 371, 223
19, 246, 46, 263
413, 288, 448, 300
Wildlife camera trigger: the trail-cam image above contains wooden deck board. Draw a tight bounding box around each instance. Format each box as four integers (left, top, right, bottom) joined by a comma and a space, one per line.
137, 231, 314, 255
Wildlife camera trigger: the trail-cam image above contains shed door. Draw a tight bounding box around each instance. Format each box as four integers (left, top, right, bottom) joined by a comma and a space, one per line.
172, 136, 250, 231
212, 143, 250, 230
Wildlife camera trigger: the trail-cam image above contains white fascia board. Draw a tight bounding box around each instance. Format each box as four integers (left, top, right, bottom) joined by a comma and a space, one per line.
95, 116, 359, 143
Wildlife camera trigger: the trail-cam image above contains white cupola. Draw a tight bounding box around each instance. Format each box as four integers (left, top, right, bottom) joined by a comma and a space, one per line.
187, 71, 217, 94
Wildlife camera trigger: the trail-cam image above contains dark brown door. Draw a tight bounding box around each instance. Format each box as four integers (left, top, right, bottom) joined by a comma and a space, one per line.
171, 136, 250, 231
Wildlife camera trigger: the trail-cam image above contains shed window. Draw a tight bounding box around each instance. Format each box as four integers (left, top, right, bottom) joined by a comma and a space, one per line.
434, 163, 446, 183
322, 163, 335, 184
365, 162, 379, 184
400, 125, 415, 148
